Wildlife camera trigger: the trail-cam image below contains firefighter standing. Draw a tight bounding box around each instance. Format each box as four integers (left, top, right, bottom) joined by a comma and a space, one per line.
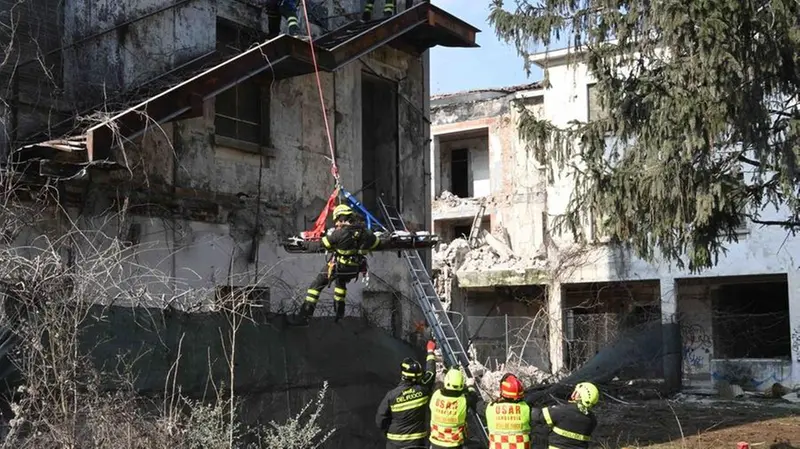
375, 340, 438, 448
485, 373, 531, 449
288, 204, 385, 326
265, 0, 299, 38
533, 382, 599, 449
428, 368, 481, 449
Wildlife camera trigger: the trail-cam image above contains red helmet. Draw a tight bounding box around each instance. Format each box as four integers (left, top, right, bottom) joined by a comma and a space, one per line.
500, 373, 525, 400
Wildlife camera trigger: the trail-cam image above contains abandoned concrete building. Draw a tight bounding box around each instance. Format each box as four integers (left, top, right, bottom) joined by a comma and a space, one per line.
1, 0, 479, 444
430, 47, 800, 394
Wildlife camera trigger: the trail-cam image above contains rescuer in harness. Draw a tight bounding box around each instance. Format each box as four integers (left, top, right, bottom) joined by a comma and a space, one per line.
288, 204, 386, 325
485, 373, 531, 449
428, 368, 482, 449
375, 340, 438, 448
265, 0, 299, 38
534, 382, 599, 449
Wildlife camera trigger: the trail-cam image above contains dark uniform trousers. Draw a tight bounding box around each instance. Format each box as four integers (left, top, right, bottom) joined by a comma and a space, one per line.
533, 404, 597, 449
376, 354, 437, 449
302, 224, 382, 319
265, 0, 299, 37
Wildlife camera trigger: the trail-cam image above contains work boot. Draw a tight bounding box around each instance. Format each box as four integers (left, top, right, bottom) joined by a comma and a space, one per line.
287, 16, 299, 36
287, 302, 315, 326
334, 301, 345, 323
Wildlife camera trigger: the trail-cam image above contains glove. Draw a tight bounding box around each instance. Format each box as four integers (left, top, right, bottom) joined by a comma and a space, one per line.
426, 340, 436, 353
334, 301, 345, 322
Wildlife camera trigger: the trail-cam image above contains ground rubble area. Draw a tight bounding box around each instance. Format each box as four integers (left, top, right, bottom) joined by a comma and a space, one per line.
431, 192, 800, 449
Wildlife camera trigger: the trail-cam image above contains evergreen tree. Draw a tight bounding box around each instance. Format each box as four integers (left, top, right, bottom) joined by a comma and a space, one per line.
489, 0, 800, 271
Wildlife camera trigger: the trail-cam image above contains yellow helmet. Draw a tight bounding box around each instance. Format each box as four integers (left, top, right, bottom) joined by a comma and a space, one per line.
570, 382, 599, 409
333, 204, 354, 220
443, 368, 465, 391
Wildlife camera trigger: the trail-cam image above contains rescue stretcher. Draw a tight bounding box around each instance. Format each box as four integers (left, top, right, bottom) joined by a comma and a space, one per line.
282, 230, 439, 253
280, 186, 440, 253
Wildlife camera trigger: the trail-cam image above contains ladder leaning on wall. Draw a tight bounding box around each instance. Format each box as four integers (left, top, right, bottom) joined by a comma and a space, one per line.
377, 197, 490, 444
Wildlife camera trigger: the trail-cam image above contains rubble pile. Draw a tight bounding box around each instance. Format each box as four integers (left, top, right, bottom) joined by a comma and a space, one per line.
434, 233, 547, 275
469, 359, 565, 399
432, 190, 486, 211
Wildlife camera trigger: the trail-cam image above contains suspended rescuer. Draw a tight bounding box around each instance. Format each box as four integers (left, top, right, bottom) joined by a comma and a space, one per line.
362, 0, 415, 21
265, 0, 299, 38
376, 340, 438, 448
428, 367, 483, 449
485, 373, 531, 449
533, 382, 599, 449
288, 204, 387, 326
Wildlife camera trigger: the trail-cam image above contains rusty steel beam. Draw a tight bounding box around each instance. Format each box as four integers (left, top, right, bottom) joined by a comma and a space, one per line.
69, 2, 482, 163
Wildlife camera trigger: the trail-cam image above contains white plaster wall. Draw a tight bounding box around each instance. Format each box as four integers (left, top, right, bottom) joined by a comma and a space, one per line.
538, 54, 800, 387
471, 145, 490, 197
538, 57, 800, 284
678, 285, 715, 381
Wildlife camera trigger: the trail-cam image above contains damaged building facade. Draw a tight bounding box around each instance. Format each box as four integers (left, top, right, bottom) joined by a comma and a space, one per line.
1, 0, 478, 444
430, 47, 800, 394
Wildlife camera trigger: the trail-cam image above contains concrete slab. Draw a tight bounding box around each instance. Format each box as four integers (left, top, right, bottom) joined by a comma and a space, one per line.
432, 203, 486, 221
456, 267, 548, 287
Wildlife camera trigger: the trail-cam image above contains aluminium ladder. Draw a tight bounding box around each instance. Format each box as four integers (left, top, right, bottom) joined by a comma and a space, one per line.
377, 197, 489, 444
466, 200, 486, 248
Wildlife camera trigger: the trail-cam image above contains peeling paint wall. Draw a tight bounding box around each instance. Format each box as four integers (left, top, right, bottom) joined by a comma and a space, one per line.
0, 0, 67, 151
92, 49, 429, 338
4, 1, 437, 441
430, 92, 547, 259
62, 0, 216, 102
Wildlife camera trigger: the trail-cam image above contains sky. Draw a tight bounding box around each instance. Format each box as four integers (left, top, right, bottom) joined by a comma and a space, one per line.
428, 0, 544, 95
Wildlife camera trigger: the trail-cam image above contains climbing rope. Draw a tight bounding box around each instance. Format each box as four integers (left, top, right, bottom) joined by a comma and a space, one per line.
298, 0, 340, 184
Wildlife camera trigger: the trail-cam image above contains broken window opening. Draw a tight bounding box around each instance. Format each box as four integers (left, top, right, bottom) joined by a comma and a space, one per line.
712, 280, 790, 360
587, 83, 609, 122
214, 19, 271, 150
562, 281, 662, 377
452, 224, 471, 239
450, 148, 469, 198
361, 72, 399, 213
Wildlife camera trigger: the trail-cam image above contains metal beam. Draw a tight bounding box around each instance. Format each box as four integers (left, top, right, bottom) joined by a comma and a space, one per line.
29, 2, 483, 165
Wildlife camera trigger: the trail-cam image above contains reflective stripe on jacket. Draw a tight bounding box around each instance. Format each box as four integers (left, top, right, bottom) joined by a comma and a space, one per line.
486, 400, 532, 449
376, 354, 436, 442
429, 389, 467, 447
541, 405, 596, 449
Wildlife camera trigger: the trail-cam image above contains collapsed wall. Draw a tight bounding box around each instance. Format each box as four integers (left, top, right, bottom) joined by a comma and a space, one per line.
431, 191, 555, 392
432, 192, 548, 305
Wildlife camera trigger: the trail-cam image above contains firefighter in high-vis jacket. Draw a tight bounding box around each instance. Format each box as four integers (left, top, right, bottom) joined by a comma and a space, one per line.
485, 373, 531, 449
533, 382, 599, 449
428, 368, 481, 449
375, 340, 438, 448
288, 204, 386, 326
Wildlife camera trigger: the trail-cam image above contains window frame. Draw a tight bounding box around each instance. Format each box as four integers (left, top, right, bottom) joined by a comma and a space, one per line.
213, 18, 272, 153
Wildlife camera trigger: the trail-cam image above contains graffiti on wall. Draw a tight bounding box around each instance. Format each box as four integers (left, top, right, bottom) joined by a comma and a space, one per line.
681, 323, 712, 373
711, 360, 792, 392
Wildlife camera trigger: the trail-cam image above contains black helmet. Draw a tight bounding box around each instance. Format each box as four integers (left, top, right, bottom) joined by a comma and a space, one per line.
400, 357, 423, 380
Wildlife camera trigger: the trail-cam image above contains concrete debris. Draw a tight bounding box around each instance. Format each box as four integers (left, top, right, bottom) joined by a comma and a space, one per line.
469, 359, 563, 400
435, 236, 547, 274
432, 190, 484, 210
